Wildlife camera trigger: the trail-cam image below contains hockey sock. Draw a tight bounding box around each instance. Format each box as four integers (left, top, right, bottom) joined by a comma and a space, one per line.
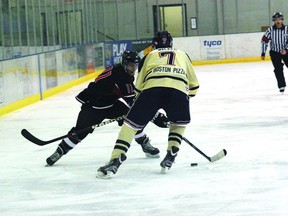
168, 124, 186, 152
111, 124, 137, 160
60, 127, 82, 154
58, 140, 73, 155
134, 129, 145, 141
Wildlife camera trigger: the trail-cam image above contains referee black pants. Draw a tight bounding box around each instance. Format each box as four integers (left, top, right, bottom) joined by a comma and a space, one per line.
270, 50, 288, 88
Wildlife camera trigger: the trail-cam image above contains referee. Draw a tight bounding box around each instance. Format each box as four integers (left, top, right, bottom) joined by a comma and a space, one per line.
261, 12, 288, 93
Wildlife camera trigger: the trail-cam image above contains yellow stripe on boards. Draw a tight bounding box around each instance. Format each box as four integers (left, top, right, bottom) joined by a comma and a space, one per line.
42, 70, 102, 99
0, 94, 41, 116
0, 69, 103, 117
0, 56, 270, 117
193, 56, 271, 66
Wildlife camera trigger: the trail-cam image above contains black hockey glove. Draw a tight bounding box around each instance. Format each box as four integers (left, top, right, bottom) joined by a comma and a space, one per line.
151, 112, 169, 128
117, 118, 124, 126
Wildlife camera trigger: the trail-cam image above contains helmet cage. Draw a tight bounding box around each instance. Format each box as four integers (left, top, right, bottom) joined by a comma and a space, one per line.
121, 50, 140, 66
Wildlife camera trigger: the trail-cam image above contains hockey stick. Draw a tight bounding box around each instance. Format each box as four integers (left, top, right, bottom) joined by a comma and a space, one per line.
182, 137, 227, 162
21, 116, 124, 146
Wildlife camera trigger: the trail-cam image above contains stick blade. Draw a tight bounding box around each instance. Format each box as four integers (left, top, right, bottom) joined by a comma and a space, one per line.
21, 129, 47, 146
209, 149, 227, 162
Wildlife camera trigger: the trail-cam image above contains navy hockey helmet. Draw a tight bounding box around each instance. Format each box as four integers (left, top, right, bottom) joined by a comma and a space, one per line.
152, 31, 173, 49
272, 12, 284, 21
121, 50, 140, 66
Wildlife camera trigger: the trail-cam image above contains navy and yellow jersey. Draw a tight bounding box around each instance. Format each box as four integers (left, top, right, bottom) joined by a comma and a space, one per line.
135, 48, 199, 97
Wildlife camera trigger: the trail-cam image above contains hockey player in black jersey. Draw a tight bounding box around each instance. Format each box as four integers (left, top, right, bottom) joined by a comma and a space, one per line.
46, 51, 168, 166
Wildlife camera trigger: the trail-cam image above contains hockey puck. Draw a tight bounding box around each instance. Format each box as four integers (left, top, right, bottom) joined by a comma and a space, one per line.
190, 163, 198, 167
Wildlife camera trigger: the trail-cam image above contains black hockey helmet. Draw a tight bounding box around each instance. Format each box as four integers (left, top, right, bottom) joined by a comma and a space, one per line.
152, 31, 173, 49
121, 50, 140, 66
272, 12, 284, 21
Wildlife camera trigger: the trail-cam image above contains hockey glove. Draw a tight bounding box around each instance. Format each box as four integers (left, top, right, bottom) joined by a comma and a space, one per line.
117, 118, 124, 126
152, 112, 169, 128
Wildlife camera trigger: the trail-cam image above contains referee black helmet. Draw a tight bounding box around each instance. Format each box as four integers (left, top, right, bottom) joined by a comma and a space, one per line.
272, 12, 284, 21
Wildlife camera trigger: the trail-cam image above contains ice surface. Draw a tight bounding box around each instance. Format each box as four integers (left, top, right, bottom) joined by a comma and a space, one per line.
1, 61, 288, 216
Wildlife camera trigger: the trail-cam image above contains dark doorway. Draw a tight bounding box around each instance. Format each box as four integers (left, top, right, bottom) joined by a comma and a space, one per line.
153, 4, 187, 37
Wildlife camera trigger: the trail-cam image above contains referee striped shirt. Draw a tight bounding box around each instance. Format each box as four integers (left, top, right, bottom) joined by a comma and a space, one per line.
261, 25, 288, 54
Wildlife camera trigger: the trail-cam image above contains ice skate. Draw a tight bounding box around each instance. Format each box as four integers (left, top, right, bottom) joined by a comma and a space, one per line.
96, 154, 127, 178
46, 147, 65, 166
136, 135, 160, 158
160, 147, 179, 174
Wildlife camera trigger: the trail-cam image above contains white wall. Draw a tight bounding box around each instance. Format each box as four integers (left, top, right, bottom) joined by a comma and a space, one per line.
0, 44, 104, 108
173, 32, 263, 61
0, 56, 39, 105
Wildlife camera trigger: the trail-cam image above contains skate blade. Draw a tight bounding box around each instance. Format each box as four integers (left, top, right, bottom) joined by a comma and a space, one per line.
145, 153, 160, 158
96, 171, 113, 179
161, 167, 167, 174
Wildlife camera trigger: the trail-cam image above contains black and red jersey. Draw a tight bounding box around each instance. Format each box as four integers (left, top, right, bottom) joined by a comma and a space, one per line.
76, 64, 135, 109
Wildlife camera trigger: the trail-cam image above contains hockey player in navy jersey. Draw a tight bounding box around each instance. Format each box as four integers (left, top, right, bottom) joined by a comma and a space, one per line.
46, 51, 168, 166
97, 31, 199, 178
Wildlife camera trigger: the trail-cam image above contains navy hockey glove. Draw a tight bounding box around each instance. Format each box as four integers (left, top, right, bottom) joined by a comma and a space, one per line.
117, 118, 124, 126
152, 112, 169, 128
